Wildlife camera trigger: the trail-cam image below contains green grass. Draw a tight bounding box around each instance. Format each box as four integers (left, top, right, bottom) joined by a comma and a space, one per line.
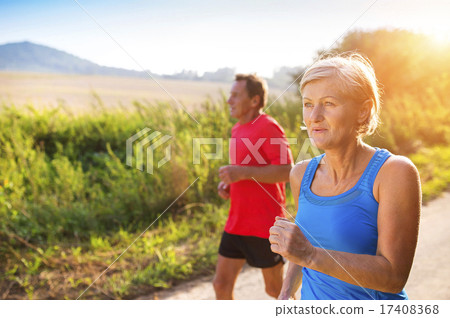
410, 146, 450, 203
1, 203, 228, 299
1, 88, 450, 299
4, 28, 450, 299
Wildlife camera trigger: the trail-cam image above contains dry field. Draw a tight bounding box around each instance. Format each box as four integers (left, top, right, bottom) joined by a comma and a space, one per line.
0, 72, 291, 112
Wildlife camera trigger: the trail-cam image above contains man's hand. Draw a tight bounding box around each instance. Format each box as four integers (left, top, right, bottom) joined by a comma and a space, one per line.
219, 165, 246, 185
269, 216, 316, 267
217, 181, 230, 200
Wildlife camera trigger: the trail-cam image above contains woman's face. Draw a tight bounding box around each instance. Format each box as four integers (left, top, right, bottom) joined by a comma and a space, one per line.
302, 77, 362, 150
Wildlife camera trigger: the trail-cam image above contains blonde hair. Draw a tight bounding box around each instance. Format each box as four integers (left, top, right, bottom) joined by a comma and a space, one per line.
300, 53, 381, 137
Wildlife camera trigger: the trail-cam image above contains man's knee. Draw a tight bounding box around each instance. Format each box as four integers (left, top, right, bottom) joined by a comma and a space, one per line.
213, 276, 233, 293
263, 264, 283, 298
265, 284, 281, 298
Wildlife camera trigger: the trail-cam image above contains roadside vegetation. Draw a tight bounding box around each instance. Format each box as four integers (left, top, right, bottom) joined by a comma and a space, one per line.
1, 29, 449, 299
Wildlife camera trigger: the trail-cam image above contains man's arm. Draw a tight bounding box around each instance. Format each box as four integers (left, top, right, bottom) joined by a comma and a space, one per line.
217, 181, 230, 199
219, 164, 292, 184
220, 121, 294, 184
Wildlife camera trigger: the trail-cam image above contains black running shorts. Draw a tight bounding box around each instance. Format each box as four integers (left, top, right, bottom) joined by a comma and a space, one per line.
218, 231, 284, 268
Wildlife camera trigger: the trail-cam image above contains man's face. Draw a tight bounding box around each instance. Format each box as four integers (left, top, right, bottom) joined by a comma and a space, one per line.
227, 80, 253, 119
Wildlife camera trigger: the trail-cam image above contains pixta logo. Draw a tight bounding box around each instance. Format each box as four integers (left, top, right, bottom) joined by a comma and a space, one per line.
126, 128, 172, 174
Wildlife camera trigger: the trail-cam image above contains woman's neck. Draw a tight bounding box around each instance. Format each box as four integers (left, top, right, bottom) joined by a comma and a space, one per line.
321, 140, 373, 185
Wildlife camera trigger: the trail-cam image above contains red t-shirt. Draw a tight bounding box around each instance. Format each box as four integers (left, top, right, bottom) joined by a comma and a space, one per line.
224, 114, 294, 239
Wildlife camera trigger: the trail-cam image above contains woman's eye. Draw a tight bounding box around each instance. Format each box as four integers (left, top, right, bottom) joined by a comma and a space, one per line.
304, 103, 313, 108
325, 101, 335, 106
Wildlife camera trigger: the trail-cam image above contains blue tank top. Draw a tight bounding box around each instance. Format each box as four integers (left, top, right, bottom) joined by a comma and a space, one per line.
295, 148, 408, 300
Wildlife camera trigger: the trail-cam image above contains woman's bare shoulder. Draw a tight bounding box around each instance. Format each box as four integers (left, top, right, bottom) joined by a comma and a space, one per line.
377, 154, 421, 192
380, 155, 419, 177
290, 159, 312, 184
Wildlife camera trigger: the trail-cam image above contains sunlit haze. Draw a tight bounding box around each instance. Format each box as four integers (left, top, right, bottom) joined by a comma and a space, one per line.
1, 0, 449, 77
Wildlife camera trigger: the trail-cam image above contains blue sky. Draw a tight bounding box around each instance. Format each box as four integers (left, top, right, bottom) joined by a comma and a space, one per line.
1, 0, 449, 76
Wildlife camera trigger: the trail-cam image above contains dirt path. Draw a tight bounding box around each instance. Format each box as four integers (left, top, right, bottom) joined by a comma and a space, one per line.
140, 193, 450, 300
404, 192, 450, 299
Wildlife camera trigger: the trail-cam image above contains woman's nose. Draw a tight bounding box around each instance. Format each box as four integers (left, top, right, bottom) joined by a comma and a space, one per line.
310, 104, 324, 122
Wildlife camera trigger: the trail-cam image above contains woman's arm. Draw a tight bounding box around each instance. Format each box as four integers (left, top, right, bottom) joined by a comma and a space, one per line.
277, 160, 309, 299
270, 156, 421, 294
279, 261, 303, 299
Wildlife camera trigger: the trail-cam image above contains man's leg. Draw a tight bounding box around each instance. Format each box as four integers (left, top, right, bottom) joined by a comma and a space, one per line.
261, 261, 284, 298
213, 255, 246, 299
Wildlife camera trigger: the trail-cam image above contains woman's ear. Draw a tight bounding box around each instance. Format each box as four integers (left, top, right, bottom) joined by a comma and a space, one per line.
358, 99, 373, 125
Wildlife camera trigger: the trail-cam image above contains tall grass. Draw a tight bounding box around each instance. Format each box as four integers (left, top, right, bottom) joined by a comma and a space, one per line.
1, 85, 449, 298
0, 98, 226, 244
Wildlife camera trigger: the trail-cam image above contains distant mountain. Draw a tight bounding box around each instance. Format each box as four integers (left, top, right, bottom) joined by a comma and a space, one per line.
0, 41, 149, 78
0, 41, 300, 87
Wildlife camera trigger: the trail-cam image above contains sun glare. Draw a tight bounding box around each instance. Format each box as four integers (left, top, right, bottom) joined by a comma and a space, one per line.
428, 30, 450, 48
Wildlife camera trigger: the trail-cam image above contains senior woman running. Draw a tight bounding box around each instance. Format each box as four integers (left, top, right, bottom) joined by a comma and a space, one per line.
269, 53, 421, 300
